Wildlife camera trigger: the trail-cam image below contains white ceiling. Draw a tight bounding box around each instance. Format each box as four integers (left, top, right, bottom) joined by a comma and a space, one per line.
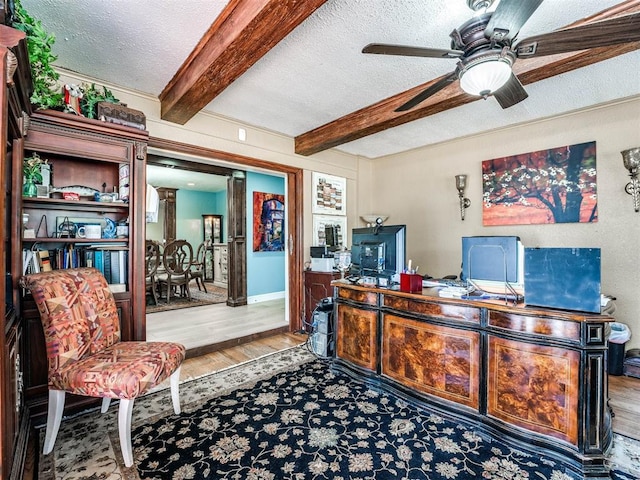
146, 164, 227, 193
22, 0, 640, 159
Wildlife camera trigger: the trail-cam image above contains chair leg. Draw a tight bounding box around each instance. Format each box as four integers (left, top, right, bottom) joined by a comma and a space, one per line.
43, 390, 66, 455
201, 278, 207, 293
118, 399, 135, 467
101, 397, 111, 413
170, 366, 182, 415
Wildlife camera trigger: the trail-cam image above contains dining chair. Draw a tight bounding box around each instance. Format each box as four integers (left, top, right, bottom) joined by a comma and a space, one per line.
19, 267, 185, 468
157, 239, 193, 303
189, 241, 208, 293
145, 240, 161, 304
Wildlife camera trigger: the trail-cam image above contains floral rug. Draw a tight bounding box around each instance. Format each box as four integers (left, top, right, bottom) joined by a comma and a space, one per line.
38, 345, 640, 480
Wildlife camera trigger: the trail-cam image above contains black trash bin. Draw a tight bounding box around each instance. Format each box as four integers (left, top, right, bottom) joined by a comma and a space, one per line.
608, 322, 631, 376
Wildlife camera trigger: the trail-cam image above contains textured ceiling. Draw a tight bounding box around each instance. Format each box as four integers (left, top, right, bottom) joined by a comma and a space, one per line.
22, 0, 640, 159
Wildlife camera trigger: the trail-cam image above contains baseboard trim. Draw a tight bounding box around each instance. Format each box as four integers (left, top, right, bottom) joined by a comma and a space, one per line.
247, 291, 285, 304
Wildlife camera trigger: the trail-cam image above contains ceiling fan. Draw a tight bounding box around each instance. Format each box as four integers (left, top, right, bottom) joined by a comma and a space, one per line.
363, 0, 640, 112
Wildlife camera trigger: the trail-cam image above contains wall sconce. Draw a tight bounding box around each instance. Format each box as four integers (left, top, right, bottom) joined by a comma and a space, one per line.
621, 147, 640, 212
455, 174, 471, 220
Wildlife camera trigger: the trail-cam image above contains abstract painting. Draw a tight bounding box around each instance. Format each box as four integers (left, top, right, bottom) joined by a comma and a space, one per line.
253, 192, 285, 252
482, 141, 597, 226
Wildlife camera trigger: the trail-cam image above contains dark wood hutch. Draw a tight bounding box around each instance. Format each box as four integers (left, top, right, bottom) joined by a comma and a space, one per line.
0, 23, 32, 480
333, 282, 614, 479
13, 110, 148, 425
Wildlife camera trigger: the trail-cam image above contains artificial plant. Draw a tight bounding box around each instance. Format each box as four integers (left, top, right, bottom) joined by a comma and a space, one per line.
12, 0, 63, 110
80, 83, 119, 119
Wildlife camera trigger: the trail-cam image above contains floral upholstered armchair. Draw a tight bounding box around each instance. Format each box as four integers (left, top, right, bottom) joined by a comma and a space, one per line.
20, 267, 185, 468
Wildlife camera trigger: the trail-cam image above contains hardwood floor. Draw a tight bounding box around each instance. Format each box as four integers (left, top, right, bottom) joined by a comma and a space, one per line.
146, 298, 289, 357
609, 374, 640, 441
178, 331, 308, 382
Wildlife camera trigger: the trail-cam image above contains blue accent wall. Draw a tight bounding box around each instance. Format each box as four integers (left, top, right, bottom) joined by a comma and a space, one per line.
176, 190, 226, 250
247, 172, 285, 296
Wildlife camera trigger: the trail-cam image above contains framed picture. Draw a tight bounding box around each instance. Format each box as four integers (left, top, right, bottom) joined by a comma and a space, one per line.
253, 192, 285, 252
313, 215, 347, 248
312, 172, 346, 215
482, 141, 597, 226
202, 214, 223, 243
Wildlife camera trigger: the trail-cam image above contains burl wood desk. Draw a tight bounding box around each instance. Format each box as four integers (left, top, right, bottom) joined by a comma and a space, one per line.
332, 282, 614, 479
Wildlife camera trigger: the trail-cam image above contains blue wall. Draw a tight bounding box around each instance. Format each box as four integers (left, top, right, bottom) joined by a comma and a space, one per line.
176, 189, 226, 251
246, 172, 285, 296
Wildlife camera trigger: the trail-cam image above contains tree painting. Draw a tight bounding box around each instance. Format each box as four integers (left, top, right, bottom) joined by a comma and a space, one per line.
482, 141, 597, 226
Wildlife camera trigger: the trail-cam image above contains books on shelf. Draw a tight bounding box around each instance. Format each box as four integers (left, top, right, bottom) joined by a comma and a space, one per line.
22, 244, 128, 289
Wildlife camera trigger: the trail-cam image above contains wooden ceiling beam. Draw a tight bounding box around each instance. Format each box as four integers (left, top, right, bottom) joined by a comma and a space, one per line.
295, 1, 640, 156
160, 0, 327, 125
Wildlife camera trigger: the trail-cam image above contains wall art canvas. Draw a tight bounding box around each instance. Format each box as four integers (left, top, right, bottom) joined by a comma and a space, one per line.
312, 172, 346, 215
482, 141, 597, 226
253, 192, 285, 252
312, 215, 347, 248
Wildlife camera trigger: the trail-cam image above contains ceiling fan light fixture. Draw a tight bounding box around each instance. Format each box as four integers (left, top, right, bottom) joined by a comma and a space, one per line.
459, 57, 512, 97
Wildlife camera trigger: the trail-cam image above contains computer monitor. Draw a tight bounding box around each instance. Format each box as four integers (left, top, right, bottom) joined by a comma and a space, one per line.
461, 236, 524, 294
350, 225, 406, 278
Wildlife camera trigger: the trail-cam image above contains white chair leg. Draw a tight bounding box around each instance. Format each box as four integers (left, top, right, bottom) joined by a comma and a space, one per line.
43, 390, 66, 455
101, 397, 111, 413
118, 399, 135, 468
170, 367, 182, 415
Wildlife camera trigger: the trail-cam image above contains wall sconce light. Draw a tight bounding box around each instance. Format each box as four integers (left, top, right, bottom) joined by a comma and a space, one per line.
621, 147, 640, 212
455, 174, 471, 221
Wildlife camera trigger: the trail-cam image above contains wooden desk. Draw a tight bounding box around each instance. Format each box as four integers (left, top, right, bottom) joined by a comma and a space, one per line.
333, 282, 613, 479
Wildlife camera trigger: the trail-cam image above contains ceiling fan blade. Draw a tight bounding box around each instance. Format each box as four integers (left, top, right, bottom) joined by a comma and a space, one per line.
485, 0, 544, 43
363, 43, 463, 59
516, 12, 640, 58
395, 72, 458, 112
493, 73, 528, 109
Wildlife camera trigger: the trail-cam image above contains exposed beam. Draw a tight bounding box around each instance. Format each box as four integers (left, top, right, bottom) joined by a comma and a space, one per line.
160, 0, 327, 125
295, 1, 640, 156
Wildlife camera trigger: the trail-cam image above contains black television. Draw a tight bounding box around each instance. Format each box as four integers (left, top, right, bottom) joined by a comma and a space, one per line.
350, 225, 406, 279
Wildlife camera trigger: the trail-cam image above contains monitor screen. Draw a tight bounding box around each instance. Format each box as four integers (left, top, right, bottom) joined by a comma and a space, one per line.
351, 225, 406, 277
461, 236, 524, 293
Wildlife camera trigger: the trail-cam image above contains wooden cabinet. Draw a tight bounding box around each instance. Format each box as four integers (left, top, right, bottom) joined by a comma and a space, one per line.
212, 243, 228, 287
334, 283, 613, 479
303, 270, 339, 327
11, 110, 148, 422
1, 24, 31, 480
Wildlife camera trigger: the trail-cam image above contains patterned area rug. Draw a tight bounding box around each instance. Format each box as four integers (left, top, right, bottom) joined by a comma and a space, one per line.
38, 346, 640, 480
146, 283, 227, 313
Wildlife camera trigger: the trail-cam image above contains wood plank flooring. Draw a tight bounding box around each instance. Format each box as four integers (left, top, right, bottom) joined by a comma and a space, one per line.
178, 332, 307, 382
146, 298, 288, 357
609, 374, 640, 440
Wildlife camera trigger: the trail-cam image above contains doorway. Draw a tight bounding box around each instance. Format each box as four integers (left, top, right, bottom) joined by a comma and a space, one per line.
143, 137, 303, 354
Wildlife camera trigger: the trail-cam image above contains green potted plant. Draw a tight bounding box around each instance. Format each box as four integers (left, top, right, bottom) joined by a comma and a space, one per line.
80, 82, 119, 119
12, 0, 63, 110
22, 152, 47, 197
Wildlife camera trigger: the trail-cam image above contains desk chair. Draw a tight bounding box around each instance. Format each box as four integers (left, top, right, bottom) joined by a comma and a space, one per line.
20, 268, 185, 468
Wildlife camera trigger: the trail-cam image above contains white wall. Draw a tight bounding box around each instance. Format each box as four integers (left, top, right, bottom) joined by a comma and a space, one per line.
370, 97, 640, 349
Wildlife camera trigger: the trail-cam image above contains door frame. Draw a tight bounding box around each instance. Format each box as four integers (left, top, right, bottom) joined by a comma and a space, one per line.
146, 136, 304, 333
